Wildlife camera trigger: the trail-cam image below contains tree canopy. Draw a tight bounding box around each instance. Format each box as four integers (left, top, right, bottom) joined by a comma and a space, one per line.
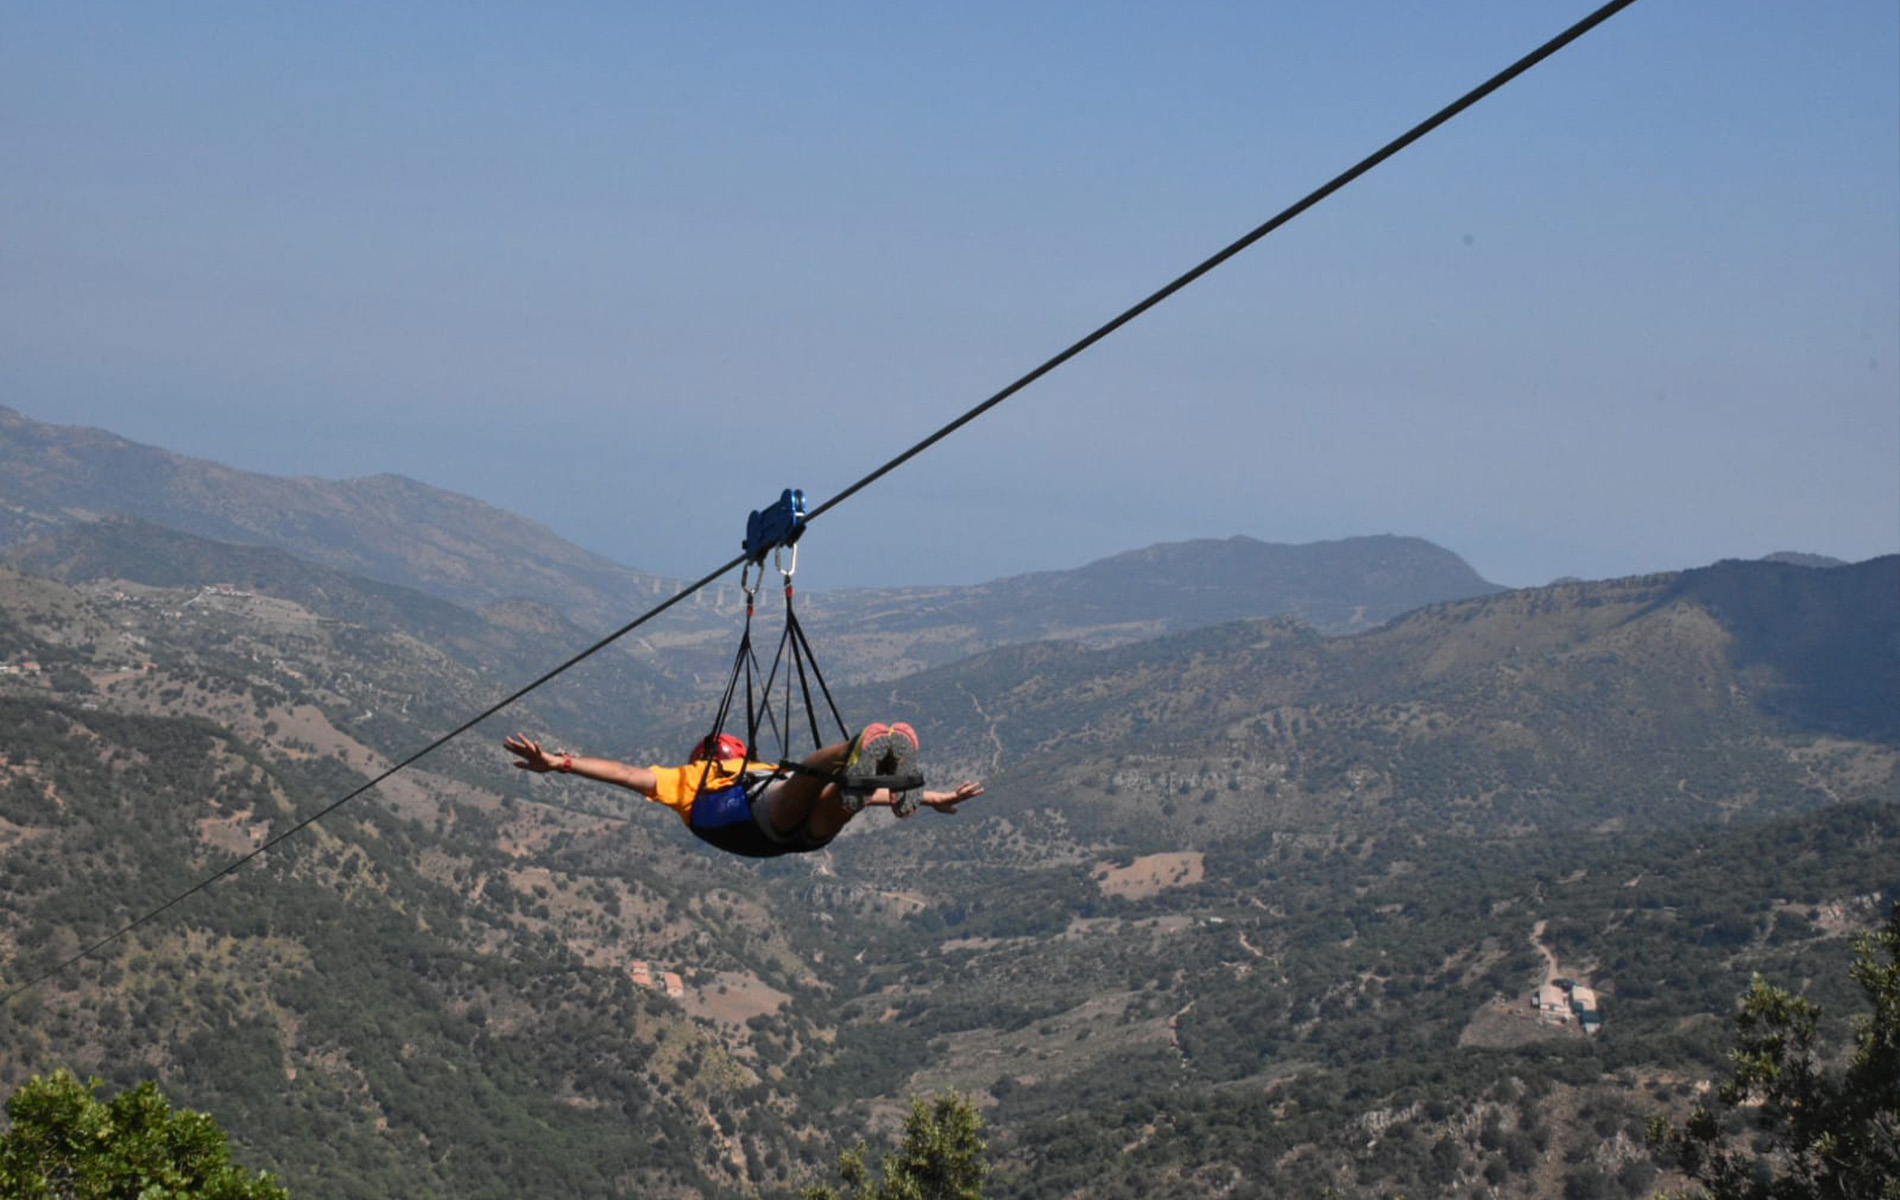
802, 1092, 987, 1200
1650, 902, 1900, 1199
0, 1069, 289, 1199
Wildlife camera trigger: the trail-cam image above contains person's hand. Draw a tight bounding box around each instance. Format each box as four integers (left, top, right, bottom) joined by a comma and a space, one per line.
504, 733, 560, 773
922, 781, 984, 814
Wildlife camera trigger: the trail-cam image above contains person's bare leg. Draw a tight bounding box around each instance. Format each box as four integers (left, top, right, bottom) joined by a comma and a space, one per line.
758, 741, 851, 837
796, 782, 883, 842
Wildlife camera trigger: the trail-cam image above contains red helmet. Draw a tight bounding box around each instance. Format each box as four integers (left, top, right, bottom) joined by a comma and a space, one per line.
689, 733, 748, 763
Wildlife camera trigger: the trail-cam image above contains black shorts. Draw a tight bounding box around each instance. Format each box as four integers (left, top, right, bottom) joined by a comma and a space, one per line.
688, 778, 835, 859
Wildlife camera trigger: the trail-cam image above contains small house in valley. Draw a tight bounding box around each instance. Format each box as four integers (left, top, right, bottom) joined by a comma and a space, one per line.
1532, 978, 1604, 1032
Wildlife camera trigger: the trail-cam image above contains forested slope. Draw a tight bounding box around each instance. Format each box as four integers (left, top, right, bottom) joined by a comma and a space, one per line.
2, 541, 1894, 1198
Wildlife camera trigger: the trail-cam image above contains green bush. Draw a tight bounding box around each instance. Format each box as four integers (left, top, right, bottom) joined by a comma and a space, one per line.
0, 1069, 288, 1198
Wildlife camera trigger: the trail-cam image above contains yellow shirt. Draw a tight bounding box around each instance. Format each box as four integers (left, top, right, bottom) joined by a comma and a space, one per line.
645, 758, 780, 825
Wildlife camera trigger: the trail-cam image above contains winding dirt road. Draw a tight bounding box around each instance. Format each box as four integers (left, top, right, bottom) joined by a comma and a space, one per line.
1530, 919, 1563, 988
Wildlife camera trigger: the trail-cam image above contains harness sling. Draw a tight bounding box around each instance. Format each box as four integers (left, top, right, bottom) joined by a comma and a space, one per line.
693, 490, 924, 827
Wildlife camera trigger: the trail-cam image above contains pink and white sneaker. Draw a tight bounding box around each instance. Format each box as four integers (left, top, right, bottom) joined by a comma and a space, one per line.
838, 723, 892, 812
886, 723, 921, 817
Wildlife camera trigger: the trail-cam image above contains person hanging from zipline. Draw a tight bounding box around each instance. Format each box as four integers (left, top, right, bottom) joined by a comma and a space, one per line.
505, 489, 982, 857
502, 724, 984, 859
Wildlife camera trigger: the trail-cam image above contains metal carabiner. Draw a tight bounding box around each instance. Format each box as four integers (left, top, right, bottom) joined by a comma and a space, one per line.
775, 541, 799, 582
739, 560, 761, 603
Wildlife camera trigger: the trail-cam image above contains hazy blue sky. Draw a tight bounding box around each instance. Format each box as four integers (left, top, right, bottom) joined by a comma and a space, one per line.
6, 1, 1896, 593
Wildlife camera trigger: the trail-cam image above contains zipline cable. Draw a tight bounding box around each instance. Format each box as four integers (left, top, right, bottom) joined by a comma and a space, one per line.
0, 556, 740, 1006
0, 0, 1641, 1006
805, 0, 1641, 524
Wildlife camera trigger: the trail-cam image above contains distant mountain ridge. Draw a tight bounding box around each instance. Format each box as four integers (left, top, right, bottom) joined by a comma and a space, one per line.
788, 534, 1506, 682
1759, 551, 1849, 569
864, 554, 1900, 845
0, 404, 674, 628
2, 406, 1511, 686
844, 533, 1497, 632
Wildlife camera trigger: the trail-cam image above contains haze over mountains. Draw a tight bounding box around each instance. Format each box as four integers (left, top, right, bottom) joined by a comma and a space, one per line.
0, 404, 670, 629
0, 402, 1894, 1198
0, 403, 1509, 673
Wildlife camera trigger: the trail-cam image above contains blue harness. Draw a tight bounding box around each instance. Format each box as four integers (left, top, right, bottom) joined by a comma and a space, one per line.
689, 783, 756, 833
688, 779, 796, 858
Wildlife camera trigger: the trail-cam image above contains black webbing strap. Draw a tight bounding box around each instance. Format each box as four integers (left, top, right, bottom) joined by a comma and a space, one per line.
697, 587, 774, 809
698, 527, 915, 807
781, 588, 849, 751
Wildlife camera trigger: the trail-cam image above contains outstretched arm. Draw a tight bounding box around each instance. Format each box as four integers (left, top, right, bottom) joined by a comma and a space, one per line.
922, 781, 985, 813
867, 780, 984, 815
504, 734, 658, 795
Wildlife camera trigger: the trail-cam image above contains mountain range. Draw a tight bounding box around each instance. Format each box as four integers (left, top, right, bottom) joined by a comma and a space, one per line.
0, 404, 1894, 1199
0, 404, 671, 630
0, 403, 1510, 680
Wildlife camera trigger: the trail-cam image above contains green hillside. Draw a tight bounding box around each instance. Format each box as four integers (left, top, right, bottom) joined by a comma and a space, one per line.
0, 697, 810, 1197
2, 536, 1894, 1197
